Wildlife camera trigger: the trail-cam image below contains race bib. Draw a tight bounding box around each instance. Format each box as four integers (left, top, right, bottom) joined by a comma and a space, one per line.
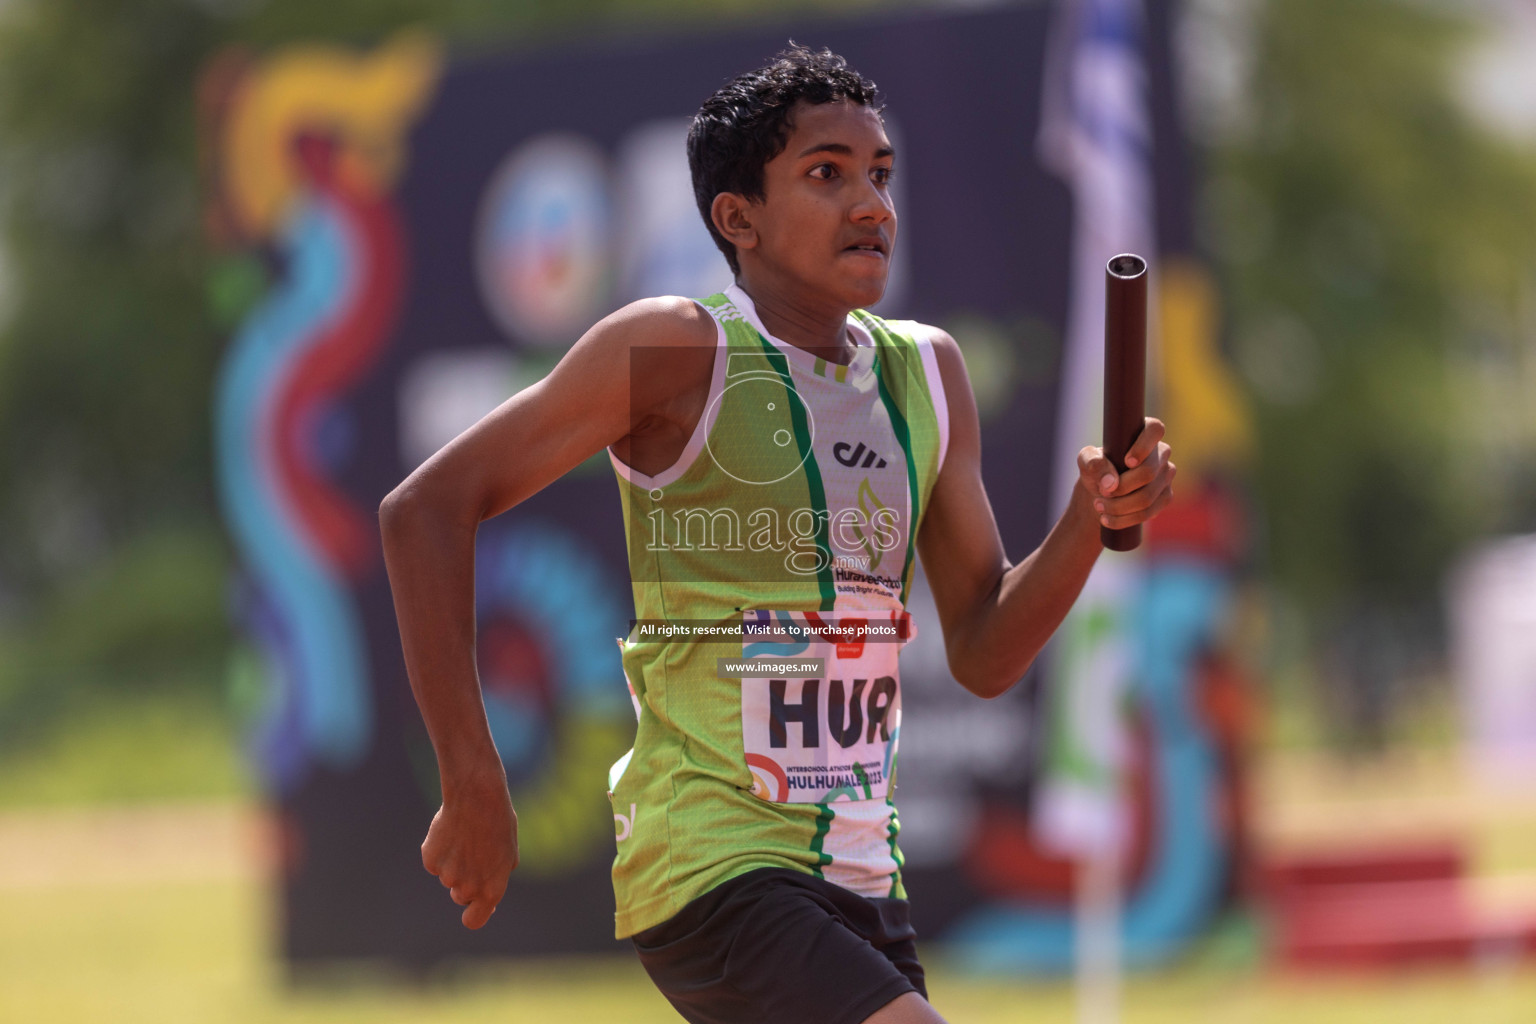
738, 610, 908, 804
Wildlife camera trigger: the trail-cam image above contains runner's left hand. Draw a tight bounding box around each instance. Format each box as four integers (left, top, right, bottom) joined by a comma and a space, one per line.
1075, 416, 1176, 532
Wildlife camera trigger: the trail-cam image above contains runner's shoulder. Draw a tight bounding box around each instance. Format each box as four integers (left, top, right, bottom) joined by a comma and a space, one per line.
568, 296, 717, 418
589, 295, 717, 354
920, 324, 963, 372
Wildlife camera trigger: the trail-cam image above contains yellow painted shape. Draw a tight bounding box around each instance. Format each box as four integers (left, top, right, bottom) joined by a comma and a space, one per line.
1157, 259, 1253, 479
221, 31, 442, 238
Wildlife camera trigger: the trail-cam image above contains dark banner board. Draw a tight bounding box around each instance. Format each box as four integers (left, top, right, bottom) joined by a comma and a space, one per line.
207, 0, 1235, 970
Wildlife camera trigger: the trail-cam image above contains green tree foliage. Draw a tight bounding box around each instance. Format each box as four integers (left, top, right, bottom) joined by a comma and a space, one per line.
1209, 0, 1536, 626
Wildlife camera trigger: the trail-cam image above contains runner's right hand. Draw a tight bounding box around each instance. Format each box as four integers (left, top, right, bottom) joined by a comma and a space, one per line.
420, 777, 518, 929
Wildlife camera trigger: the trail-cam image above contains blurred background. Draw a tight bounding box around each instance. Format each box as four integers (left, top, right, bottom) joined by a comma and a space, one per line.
5, 0, 1536, 1020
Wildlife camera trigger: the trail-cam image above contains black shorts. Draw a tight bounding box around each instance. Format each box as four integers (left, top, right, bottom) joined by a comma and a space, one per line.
631, 867, 926, 1024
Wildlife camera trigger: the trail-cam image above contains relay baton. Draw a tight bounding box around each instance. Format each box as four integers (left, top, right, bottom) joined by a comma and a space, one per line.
1101, 253, 1147, 552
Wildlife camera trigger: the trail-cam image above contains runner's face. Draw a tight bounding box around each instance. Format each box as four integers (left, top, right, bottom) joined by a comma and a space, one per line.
752, 100, 896, 308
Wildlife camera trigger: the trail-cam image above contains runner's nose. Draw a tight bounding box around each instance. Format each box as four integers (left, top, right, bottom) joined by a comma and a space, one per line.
849, 174, 895, 229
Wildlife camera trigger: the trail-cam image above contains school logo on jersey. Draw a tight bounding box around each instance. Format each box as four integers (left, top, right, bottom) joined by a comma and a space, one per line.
745, 753, 789, 802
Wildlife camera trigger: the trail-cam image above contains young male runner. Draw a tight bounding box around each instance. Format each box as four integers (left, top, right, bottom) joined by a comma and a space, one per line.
380, 45, 1174, 1024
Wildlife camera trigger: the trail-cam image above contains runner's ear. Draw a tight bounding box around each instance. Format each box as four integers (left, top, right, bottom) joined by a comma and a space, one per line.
711, 192, 758, 253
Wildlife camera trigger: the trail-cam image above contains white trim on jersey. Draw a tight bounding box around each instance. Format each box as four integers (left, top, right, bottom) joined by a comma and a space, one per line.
606, 299, 731, 491
908, 324, 951, 478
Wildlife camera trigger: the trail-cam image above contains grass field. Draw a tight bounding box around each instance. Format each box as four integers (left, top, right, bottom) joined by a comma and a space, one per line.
4, 858, 1536, 1023
4, 785, 1536, 1024
6, 694, 1536, 1022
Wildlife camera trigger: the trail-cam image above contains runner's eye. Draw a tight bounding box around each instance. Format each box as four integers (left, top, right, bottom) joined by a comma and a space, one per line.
872, 166, 894, 186
809, 163, 837, 181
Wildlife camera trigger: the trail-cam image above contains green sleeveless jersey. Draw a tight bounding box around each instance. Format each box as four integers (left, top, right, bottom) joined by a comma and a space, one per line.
606, 284, 950, 937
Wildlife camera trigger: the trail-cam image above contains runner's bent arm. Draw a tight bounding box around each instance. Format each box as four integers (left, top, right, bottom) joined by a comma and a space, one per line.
914, 329, 1174, 699
378, 296, 716, 927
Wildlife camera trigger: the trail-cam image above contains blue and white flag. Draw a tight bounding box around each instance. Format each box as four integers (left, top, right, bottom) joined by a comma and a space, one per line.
1035, 0, 1155, 860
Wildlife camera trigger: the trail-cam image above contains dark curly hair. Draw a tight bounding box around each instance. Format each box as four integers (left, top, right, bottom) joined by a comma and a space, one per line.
688, 44, 882, 276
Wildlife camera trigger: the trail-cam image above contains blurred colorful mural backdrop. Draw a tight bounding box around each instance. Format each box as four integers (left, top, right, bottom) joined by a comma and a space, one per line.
204, 0, 1253, 969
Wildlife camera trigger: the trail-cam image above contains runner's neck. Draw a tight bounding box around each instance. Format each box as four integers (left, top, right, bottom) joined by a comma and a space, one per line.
731, 279, 858, 366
